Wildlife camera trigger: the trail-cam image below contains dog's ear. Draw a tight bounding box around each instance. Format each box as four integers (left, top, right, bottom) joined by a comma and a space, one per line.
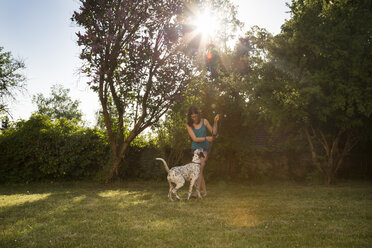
198, 152, 205, 158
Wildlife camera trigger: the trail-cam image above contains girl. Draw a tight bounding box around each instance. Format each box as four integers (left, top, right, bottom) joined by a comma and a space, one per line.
186, 106, 219, 197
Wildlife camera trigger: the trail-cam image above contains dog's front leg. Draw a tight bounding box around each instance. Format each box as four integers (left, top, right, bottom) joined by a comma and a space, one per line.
188, 178, 201, 200
194, 183, 202, 199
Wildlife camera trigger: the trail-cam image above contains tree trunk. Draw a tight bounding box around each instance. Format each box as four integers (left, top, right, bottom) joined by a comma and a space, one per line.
107, 158, 121, 183
304, 127, 326, 178
303, 127, 357, 185
327, 173, 333, 185
106, 141, 131, 183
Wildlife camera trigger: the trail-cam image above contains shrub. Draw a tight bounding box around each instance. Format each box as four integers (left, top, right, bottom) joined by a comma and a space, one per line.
0, 115, 109, 182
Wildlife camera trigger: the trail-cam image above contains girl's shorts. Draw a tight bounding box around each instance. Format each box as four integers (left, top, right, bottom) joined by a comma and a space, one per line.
191, 148, 208, 155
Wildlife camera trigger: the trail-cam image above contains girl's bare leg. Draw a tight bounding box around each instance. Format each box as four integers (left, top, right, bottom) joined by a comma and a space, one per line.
201, 175, 207, 196
196, 154, 207, 197
196, 160, 204, 193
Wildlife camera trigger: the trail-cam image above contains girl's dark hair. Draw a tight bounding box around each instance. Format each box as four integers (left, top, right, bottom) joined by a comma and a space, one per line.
187, 106, 200, 127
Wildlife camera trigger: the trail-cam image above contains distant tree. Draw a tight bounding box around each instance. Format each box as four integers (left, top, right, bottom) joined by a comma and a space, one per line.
72, 0, 196, 181
32, 84, 83, 122
252, 0, 372, 184
1, 116, 9, 131
0, 46, 26, 115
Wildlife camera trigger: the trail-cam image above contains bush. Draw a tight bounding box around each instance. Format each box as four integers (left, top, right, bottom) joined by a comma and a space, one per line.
0, 115, 109, 183
119, 135, 165, 180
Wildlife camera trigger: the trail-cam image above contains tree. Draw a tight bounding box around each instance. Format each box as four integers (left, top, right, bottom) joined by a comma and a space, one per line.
0, 46, 26, 115
252, 0, 372, 184
32, 84, 83, 122
72, 0, 195, 181
153, 0, 243, 173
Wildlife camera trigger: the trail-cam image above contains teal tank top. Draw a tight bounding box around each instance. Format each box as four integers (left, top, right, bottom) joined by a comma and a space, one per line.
192, 119, 210, 150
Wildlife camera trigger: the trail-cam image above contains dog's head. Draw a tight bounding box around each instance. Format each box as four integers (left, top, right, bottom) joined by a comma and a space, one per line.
192, 148, 205, 164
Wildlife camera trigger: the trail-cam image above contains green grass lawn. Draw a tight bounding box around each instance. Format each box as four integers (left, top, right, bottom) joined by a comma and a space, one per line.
0, 181, 371, 247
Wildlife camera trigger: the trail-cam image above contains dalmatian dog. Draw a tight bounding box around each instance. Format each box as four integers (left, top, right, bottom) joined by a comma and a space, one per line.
156, 149, 205, 201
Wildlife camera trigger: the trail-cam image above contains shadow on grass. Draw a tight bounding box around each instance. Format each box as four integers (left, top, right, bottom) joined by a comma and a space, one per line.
0, 181, 256, 246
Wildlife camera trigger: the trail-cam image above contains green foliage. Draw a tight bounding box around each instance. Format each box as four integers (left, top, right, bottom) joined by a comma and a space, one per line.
0, 114, 169, 183
122, 144, 164, 180
157, 38, 312, 182
0, 115, 109, 182
72, 0, 199, 181
156, 76, 204, 167
0, 46, 26, 115
32, 84, 83, 122
266, 0, 372, 128
246, 0, 372, 183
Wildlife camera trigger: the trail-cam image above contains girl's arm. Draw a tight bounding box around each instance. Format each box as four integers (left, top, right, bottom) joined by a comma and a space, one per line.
204, 116, 219, 136
202, 120, 215, 142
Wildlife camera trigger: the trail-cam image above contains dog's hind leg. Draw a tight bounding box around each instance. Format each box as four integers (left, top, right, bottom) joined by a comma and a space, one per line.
168, 181, 174, 201
172, 178, 185, 200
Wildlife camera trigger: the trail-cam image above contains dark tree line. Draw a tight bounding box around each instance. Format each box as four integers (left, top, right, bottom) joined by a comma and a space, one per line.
1, 0, 370, 184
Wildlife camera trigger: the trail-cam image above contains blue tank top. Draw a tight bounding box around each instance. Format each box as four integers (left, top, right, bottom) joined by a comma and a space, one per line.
192, 119, 209, 150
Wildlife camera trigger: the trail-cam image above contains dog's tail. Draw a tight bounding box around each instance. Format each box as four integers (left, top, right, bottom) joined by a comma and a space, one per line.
155, 158, 170, 173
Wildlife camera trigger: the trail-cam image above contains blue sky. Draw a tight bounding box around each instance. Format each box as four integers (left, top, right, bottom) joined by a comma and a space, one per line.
1, 0, 290, 126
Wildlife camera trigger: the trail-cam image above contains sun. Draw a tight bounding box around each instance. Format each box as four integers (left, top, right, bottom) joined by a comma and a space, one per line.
186, 7, 221, 47
192, 10, 220, 38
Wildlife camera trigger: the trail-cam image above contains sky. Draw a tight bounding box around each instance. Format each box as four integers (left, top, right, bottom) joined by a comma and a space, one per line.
1, 0, 290, 126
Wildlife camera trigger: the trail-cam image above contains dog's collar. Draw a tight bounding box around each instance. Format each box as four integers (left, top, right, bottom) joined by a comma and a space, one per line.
192, 161, 201, 165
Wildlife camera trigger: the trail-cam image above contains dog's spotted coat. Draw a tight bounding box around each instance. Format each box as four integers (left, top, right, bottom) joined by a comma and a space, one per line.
156, 149, 205, 201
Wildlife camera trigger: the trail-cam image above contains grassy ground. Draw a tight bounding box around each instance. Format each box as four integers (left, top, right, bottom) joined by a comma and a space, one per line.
0, 180, 371, 248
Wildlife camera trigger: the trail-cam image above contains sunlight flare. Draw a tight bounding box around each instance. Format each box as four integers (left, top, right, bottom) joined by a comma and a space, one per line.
184, 5, 222, 49
192, 10, 220, 38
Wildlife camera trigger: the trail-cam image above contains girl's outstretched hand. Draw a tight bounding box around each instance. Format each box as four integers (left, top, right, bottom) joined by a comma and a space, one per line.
214, 114, 220, 122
